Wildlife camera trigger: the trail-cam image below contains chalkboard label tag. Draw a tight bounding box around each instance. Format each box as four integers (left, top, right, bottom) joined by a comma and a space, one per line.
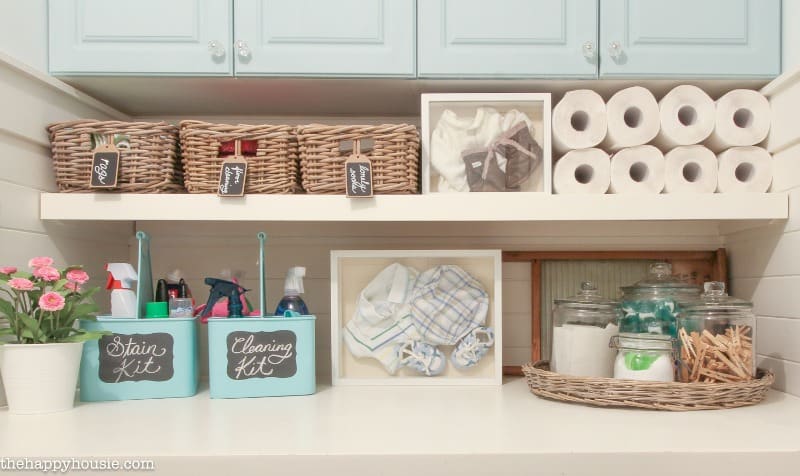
345, 154, 373, 198
218, 157, 248, 197
98, 332, 175, 383
89, 143, 120, 188
226, 330, 298, 380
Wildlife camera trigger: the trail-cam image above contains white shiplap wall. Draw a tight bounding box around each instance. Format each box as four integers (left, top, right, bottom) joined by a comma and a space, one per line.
725, 72, 800, 396
0, 56, 133, 403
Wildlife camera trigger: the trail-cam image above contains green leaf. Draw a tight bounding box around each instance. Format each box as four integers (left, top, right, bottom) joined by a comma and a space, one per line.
61, 330, 109, 342
17, 313, 43, 340
0, 299, 16, 319
0, 327, 14, 336
52, 279, 69, 291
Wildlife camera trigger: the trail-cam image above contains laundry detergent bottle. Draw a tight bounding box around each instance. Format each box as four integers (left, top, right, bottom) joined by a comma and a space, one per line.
275, 266, 309, 316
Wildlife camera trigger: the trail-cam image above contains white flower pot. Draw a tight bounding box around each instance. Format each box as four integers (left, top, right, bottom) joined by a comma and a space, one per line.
0, 342, 84, 414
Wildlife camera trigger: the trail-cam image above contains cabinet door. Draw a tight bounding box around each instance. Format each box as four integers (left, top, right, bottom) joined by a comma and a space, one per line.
600, 0, 780, 78
49, 0, 232, 75
233, 0, 415, 77
418, 0, 599, 78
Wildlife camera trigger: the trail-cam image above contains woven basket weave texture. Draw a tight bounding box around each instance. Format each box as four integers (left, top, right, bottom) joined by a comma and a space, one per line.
522, 360, 773, 411
48, 120, 182, 193
297, 123, 419, 194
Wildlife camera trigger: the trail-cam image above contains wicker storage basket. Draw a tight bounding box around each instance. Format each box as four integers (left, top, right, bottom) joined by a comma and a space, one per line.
297, 123, 419, 194
522, 360, 773, 411
180, 120, 299, 194
48, 120, 182, 193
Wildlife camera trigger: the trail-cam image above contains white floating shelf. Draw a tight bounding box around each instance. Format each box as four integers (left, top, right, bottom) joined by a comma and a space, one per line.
40, 192, 788, 222
2, 378, 799, 475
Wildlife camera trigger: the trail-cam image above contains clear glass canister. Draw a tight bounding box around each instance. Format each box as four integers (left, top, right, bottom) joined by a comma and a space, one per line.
610, 333, 676, 382
619, 262, 701, 337
676, 281, 755, 383
551, 282, 621, 378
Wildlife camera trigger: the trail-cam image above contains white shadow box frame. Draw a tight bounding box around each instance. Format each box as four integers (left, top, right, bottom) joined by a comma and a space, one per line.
421, 93, 552, 194
331, 250, 503, 386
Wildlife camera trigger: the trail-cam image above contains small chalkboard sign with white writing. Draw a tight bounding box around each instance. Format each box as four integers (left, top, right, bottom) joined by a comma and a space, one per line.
218, 158, 248, 197
226, 330, 297, 380
98, 333, 174, 383
89, 148, 120, 188
345, 159, 373, 197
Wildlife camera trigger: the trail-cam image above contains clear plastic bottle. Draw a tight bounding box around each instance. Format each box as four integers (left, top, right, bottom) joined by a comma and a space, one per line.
275, 266, 309, 316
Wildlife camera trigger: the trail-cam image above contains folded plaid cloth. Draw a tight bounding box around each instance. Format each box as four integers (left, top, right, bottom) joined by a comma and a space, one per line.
409, 265, 489, 346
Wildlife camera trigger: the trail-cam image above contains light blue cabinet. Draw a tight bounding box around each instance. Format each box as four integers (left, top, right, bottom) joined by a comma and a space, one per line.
418, 0, 599, 78
599, 0, 781, 78
233, 0, 415, 76
49, 0, 233, 75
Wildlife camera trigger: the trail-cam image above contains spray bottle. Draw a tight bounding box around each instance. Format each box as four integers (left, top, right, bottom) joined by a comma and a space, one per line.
275, 266, 309, 316
106, 263, 138, 318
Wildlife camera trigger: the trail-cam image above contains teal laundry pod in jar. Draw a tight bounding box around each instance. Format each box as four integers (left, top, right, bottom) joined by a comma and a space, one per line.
618, 262, 700, 337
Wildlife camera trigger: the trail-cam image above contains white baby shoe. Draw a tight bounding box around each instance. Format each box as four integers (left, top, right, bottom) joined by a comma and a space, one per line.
451, 326, 495, 369
396, 340, 446, 376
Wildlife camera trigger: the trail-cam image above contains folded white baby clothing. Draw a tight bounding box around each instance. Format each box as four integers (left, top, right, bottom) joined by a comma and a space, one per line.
431, 108, 536, 192
408, 265, 489, 346
343, 263, 421, 374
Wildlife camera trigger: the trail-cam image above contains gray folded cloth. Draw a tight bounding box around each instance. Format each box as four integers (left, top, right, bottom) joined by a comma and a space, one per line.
460, 121, 542, 192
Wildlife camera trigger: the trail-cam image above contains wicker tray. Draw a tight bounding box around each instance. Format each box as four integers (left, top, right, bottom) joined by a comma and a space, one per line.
180, 120, 299, 194
522, 360, 773, 411
297, 123, 420, 194
48, 120, 182, 193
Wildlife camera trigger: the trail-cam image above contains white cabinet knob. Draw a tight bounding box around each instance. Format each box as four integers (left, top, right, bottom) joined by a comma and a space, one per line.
235, 40, 251, 60
608, 41, 623, 60
208, 40, 225, 59
582, 41, 596, 60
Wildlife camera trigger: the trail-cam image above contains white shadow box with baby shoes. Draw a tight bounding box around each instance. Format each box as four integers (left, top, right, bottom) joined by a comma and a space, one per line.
421, 93, 552, 194
331, 250, 502, 386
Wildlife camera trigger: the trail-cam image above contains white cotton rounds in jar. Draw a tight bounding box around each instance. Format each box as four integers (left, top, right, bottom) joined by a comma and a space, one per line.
663, 145, 718, 194
706, 89, 771, 152
601, 86, 661, 152
654, 85, 716, 149
716, 146, 773, 193
552, 148, 611, 194
552, 89, 608, 154
609, 145, 665, 194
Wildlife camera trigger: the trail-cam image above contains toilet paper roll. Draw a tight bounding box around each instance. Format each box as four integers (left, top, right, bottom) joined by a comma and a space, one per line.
609, 145, 665, 194
553, 148, 611, 194
601, 86, 661, 151
552, 89, 608, 153
717, 146, 773, 193
706, 89, 771, 152
654, 85, 715, 149
663, 145, 718, 194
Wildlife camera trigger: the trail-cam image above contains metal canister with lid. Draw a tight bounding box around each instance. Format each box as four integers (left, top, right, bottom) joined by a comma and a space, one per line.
551, 282, 621, 378
676, 281, 755, 383
619, 262, 701, 337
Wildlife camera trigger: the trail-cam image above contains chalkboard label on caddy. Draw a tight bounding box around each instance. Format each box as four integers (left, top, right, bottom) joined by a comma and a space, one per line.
345, 159, 373, 197
226, 330, 297, 380
90, 150, 120, 188
218, 158, 248, 197
98, 333, 174, 383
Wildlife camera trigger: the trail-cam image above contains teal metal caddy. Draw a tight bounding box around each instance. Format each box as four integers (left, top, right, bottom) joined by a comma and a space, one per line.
207, 316, 316, 399
79, 317, 199, 401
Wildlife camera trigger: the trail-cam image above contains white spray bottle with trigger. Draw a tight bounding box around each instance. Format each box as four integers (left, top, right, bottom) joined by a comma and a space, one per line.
274, 266, 309, 317
106, 263, 138, 318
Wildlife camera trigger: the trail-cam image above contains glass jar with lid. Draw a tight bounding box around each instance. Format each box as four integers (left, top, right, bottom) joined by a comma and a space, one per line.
551, 281, 621, 378
676, 281, 755, 383
619, 262, 701, 337
610, 333, 676, 382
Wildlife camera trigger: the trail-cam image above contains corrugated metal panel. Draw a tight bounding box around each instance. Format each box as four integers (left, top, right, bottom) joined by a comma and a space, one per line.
540, 260, 651, 359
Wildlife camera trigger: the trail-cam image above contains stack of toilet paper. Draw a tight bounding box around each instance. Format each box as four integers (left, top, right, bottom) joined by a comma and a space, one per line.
551, 85, 773, 194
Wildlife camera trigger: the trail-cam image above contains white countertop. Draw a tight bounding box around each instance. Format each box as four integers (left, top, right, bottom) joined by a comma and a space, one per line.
2, 377, 800, 475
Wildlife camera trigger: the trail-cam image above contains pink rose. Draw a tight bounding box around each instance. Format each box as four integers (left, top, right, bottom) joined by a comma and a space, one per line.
66, 269, 90, 284
39, 292, 65, 312
64, 282, 81, 292
0, 266, 17, 274
33, 266, 60, 282
28, 256, 54, 269
8, 278, 34, 291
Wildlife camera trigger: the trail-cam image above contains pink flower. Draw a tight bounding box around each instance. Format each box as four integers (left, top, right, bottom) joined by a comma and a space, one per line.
39, 292, 65, 312
64, 282, 81, 292
66, 269, 89, 284
8, 278, 34, 291
28, 256, 54, 269
0, 266, 17, 274
33, 266, 60, 282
